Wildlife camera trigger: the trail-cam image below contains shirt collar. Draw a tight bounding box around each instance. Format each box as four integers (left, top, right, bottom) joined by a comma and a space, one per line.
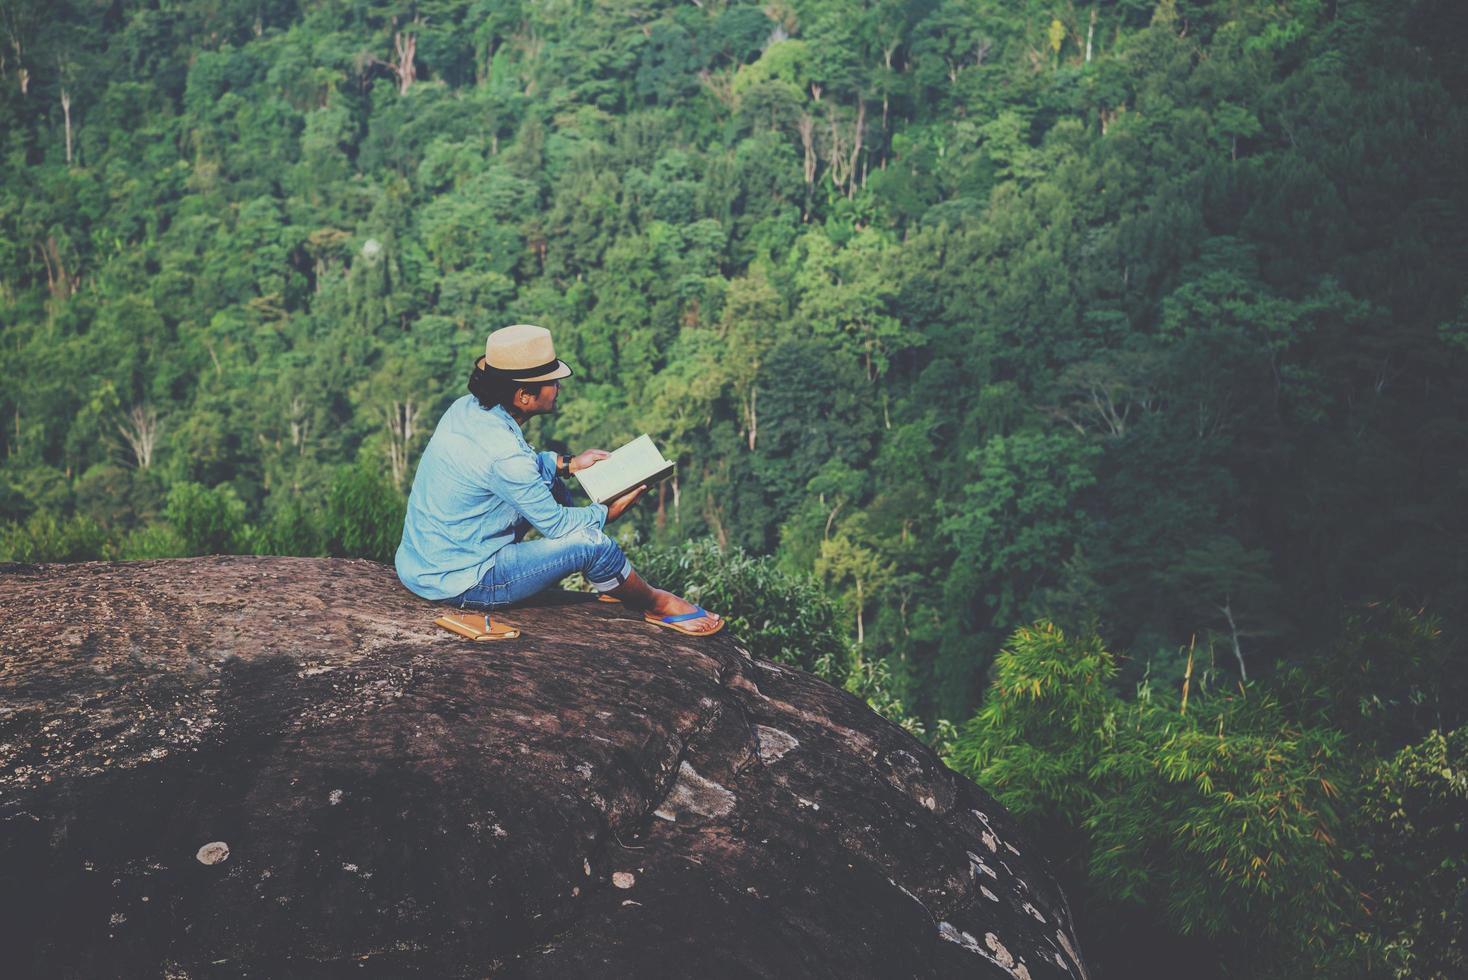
488, 403, 516, 429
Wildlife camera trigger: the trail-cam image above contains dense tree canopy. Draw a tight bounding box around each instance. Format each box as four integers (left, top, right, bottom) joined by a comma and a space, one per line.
2, 0, 1465, 975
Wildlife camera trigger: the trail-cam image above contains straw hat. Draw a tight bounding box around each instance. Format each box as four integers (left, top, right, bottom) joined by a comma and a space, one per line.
481, 324, 572, 383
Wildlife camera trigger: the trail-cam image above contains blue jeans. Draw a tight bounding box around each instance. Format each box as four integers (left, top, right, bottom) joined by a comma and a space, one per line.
451, 526, 632, 611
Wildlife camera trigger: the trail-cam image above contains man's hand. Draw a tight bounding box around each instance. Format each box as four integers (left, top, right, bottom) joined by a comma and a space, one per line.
568, 449, 610, 474
605, 483, 648, 523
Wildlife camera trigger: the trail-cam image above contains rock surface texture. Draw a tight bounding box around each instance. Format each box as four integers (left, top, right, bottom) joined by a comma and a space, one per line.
0, 557, 1089, 979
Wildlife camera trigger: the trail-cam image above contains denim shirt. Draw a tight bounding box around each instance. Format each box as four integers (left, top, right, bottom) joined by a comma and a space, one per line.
395, 395, 609, 600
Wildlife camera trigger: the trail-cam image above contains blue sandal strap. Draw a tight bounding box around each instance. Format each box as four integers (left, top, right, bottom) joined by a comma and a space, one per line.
660, 606, 709, 624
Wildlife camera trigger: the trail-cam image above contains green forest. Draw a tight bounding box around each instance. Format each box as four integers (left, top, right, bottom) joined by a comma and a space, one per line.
2, 0, 1465, 975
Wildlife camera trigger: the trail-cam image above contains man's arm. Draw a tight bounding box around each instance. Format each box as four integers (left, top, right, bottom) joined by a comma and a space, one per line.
535, 450, 575, 505
537, 448, 611, 505
489, 452, 608, 539
535, 450, 563, 486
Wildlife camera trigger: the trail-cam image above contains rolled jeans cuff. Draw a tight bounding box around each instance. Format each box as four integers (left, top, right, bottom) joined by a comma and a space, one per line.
587, 558, 633, 592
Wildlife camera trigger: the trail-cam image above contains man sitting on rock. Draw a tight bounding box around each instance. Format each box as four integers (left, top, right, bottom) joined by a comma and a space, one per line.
395, 323, 723, 637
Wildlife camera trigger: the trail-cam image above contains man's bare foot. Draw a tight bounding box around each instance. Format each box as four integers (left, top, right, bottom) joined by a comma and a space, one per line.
607, 571, 723, 635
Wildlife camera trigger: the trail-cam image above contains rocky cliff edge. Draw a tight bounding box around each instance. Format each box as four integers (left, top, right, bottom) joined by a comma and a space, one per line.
0, 556, 1087, 979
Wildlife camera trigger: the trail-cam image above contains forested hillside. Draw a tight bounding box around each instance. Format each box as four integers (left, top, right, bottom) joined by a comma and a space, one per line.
3, 1, 1466, 975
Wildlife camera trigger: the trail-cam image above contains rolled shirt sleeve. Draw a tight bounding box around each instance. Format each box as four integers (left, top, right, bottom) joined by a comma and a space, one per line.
537, 449, 576, 506
487, 451, 608, 540
536, 450, 561, 483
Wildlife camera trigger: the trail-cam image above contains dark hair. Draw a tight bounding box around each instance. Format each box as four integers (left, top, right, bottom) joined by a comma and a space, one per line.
468, 362, 551, 411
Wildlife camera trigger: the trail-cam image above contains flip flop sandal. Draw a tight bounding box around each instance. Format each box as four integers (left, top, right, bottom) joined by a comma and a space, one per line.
644, 606, 724, 637
597, 593, 620, 603
434, 612, 521, 641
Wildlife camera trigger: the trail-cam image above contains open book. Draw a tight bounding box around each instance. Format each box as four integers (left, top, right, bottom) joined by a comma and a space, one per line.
574, 434, 675, 505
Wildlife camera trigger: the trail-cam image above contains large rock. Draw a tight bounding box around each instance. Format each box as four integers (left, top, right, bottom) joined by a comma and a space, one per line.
0, 557, 1088, 979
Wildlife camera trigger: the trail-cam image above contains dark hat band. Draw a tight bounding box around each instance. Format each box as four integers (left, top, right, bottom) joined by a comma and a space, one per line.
481, 357, 560, 381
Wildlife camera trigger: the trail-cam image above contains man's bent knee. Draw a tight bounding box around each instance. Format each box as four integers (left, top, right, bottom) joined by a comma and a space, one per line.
581, 532, 631, 593
576, 525, 610, 548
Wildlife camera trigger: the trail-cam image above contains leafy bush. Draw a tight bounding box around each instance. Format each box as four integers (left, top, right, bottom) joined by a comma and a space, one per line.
253, 498, 327, 557
0, 512, 110, 562
165, 481, 250, 555
844, 651, 956, 750
118, 523, 188, 560
633, 538, 949, 745
324, 464, 406, 563
632, 537, 852, 679
1281, 603, 1467, 756
948, 621, 1355, 978
948, 622, 1118, 836
1354, 727, 1468, 980
1086, 689, 1350, 959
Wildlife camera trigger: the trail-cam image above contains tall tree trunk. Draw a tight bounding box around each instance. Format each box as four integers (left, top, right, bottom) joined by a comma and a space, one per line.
393, 29, 417, 94
824, 99, 866, 198
37, 241, 56, 297
797, 113, 817, 206
384, 399, 419, 489
39, 236, 73, 299
9, 34, 27, 94
745, 386, 757, 451
1180, 637, 1196, 715
61, 88, 72, 164
823, 499, 843, 540
289, 397, 311, 455
704, 497, 728, 550
118, 405, 160, 469
1217, 597, 1247, 681
881, 44, 896, 131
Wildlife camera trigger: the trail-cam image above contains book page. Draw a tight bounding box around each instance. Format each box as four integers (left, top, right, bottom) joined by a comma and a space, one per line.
574, 434, 674, 504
